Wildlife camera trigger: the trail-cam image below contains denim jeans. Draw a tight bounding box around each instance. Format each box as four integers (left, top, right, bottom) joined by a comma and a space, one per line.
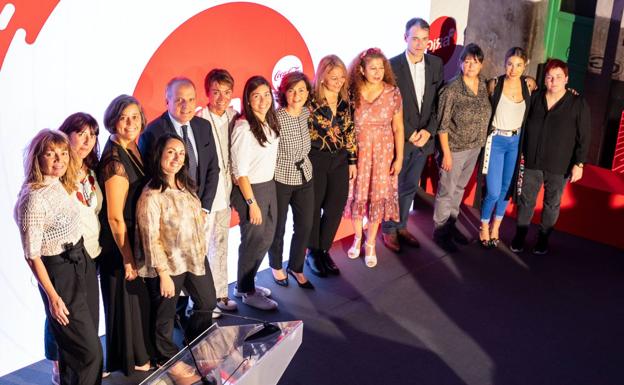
382, 146, 428, 234
481, 133, 520, 222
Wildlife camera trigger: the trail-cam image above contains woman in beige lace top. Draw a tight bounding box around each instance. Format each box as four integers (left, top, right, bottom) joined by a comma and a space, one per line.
136, 133, 216, 367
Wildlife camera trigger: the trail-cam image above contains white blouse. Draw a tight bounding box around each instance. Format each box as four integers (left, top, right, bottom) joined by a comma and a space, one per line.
16, 177, 82, 259
73, 169, 102, 259
491, 93, 526, 132
230, 119, 279, 184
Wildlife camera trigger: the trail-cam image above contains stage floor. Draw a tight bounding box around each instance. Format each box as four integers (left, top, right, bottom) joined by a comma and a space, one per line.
3, 193, 623, 385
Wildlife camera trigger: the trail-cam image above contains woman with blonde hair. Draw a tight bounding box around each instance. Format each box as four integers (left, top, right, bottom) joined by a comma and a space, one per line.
306, 54, 356, 277
15, 129, 103, 385
344, 48, 404, 267
43, 112, 104, 383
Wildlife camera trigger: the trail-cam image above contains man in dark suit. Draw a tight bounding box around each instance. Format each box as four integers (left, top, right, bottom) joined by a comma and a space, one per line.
139, 77, 219, 326
381, 18, 444, 252
139, 77, 220, 212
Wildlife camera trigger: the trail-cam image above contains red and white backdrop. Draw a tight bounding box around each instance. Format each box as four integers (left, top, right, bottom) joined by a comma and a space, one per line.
0, 0, 471, 375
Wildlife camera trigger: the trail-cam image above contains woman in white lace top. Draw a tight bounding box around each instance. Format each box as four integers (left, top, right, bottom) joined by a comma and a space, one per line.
15, 129, 103, 385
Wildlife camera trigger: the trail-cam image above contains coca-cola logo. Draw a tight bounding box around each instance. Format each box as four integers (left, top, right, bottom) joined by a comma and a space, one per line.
134, 3, 313, 121
427, 16, 457, 65
272, 55, 303, 89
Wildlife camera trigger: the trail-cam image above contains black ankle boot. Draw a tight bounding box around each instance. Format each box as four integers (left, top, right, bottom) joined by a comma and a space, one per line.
322, 250, 340, 275
510, 225, 528, 252
305, 249, 327, 277
533, 229, 551, 255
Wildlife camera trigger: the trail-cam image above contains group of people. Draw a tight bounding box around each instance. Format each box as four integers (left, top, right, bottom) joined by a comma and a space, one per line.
14, 15, 590, 385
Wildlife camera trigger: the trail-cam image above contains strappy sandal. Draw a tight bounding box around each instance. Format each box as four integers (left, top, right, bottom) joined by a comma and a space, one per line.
348, 235, 362, 259
479, 226, 492, 249
364, 241, 377, 268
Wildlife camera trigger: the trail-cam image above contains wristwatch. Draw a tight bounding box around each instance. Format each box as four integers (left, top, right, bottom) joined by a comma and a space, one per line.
246, 198, 255, 205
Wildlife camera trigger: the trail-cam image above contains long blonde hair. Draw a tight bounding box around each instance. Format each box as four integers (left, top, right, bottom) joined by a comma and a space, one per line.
313, 55, 349, 103
20, 129, 79, 193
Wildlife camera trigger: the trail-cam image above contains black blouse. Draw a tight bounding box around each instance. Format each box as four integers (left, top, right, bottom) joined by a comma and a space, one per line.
97, 139, 146, 269
523, 90, 591, 175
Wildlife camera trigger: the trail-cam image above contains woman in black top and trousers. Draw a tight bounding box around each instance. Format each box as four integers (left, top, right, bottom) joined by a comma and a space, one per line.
307, 55, 357, 277
511, 59, 591, 255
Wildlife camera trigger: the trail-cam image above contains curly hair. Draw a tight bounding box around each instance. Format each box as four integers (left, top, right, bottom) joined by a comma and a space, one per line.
348, 48, 397, 109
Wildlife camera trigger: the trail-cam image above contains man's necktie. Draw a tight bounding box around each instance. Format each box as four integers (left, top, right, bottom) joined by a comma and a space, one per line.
181, 124, 198, 182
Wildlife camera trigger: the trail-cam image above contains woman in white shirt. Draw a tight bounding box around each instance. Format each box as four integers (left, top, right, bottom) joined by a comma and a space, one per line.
230, 76, 280, 310
15, 129, 103, 385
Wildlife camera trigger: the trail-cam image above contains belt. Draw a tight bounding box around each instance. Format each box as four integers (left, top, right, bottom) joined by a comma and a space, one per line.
43, 237, 86, 264
493, 129, 518, 137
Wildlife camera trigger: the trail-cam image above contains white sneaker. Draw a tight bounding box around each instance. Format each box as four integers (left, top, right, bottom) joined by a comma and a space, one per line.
216, 297, 238, 311
242, 292, 278, 310
233, 285, 271, 298
212, 307, 222, 319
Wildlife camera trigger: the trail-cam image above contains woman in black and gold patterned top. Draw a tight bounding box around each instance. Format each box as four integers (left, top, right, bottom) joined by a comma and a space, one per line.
306, 54, 356, 278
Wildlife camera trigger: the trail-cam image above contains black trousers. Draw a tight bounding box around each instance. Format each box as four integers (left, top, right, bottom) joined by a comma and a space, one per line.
147, 259, 216, 365
268, 180, 314, 273
308, 149, 349, 251
231, 180, 277, 293
517, 168, 567, 232
40, 240, 103, 385
44, 255, 100, 361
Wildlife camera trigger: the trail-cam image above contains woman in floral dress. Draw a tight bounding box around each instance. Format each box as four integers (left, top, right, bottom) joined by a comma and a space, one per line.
345, 48, 404, 267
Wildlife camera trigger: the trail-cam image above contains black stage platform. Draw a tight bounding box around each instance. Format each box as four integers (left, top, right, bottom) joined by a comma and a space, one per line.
3, 193, 623, 385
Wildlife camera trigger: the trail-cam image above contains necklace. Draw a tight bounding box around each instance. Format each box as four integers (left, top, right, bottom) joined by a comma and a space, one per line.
76, 169, 96, 207
207, 109, 230, 174
111, 136, 145, 176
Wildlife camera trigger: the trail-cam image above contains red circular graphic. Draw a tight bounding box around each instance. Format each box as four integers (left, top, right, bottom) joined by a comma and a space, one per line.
134, 3, 314, 121
427, 16, 457, 65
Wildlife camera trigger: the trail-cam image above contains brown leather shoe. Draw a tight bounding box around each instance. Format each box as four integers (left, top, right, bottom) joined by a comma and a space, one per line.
397, 228, 420, 248
382, 232, 401, 252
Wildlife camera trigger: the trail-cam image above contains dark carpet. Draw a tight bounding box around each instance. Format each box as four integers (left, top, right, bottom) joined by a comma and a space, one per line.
2, 193, 623, 385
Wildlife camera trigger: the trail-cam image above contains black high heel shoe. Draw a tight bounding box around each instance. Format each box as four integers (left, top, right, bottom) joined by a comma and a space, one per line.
272, 269, 289, 287
287, 269, 315, 290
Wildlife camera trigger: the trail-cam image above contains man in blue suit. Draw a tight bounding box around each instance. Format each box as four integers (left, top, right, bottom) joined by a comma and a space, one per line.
381, 18, 444, 252
139, 77, 220, 212
139, 77, 219, 327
